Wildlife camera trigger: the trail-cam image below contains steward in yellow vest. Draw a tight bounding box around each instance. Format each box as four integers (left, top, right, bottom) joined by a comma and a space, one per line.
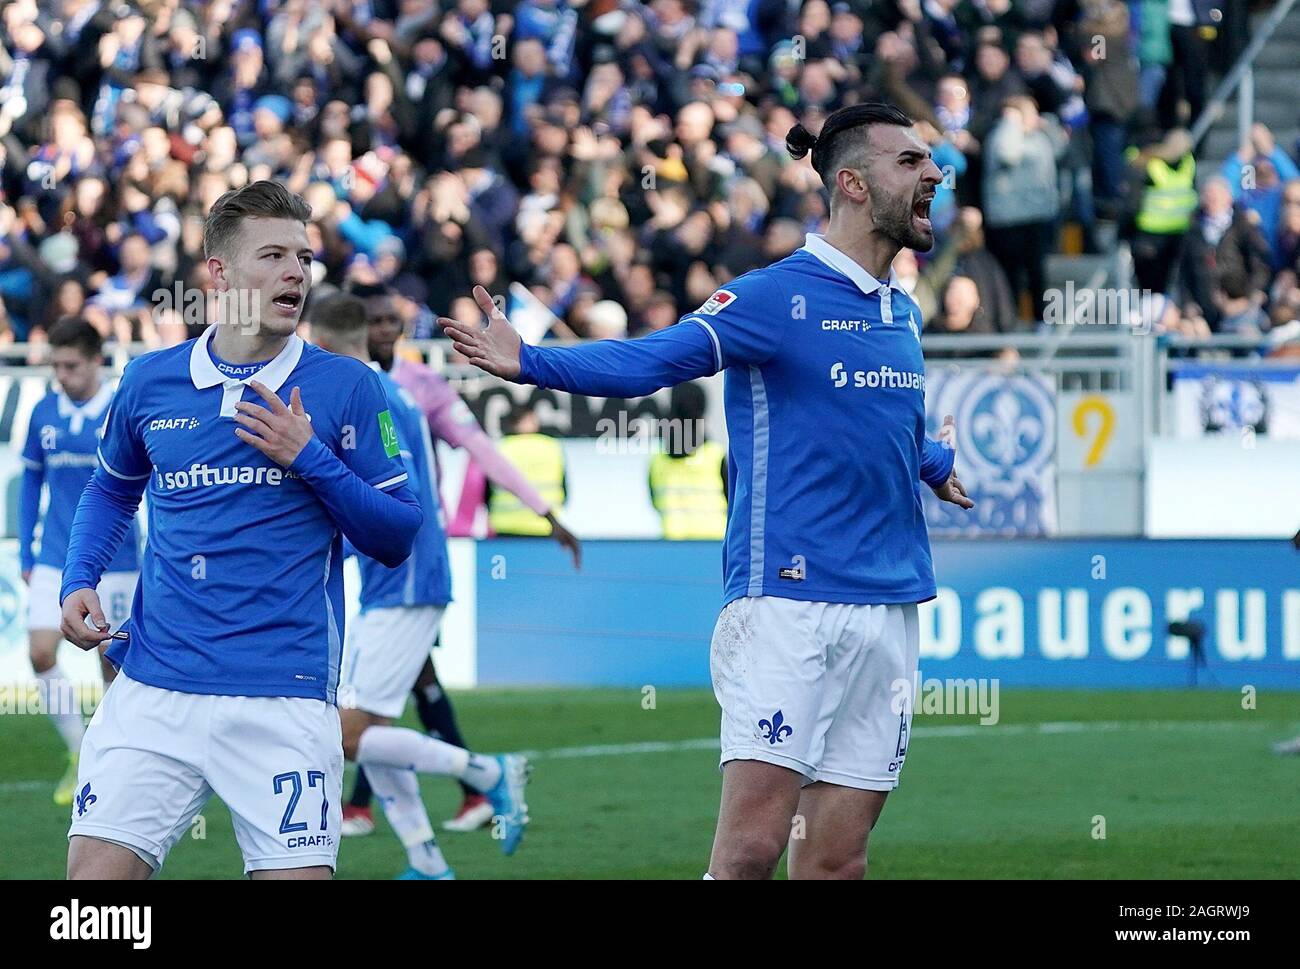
649, 441, 728, 539
647, 383, 728, 540
1124, 128, 1197, 293
489, 425, 566, 536
1136, 154, 1197, 234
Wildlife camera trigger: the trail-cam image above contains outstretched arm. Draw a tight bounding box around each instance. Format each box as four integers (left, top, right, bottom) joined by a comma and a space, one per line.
439, 286, 719, 398
450, 421, 583, 567
422, 373, 552, 514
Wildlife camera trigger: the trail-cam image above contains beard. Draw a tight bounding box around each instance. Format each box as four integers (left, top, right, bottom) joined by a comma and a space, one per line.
874, 192, 935, 252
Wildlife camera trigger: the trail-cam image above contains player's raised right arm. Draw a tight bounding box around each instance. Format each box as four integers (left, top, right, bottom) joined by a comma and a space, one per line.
439, 285, 720, 398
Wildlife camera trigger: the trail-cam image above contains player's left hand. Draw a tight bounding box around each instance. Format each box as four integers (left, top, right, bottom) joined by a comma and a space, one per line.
931, 414, 975, 510
545, 511, 582, 570
233, 381, 315, 468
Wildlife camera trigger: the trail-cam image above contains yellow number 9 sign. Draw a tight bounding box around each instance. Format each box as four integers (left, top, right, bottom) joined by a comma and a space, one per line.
1071, 396, 1115, 468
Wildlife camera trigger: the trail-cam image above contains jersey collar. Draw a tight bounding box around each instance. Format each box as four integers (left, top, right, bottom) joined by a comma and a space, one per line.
56, 382, 113, 419
56, 383, 113, 434
190, 324, 304, 393
800, 233, 905, 297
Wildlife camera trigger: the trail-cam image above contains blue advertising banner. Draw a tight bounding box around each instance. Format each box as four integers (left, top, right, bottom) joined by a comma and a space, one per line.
921, 539, 1298, 689
4, 538, 1293, 691
475, 539, 721, 688
474, 538, 1300, 690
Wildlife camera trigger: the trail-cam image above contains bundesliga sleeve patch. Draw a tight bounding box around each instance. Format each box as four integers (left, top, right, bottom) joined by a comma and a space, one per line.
696, 289, 738, 315
378, 410, 400, 458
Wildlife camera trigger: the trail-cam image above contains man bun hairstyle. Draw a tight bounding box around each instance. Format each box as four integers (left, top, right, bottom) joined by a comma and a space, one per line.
786, 122, 819, 160
203, 179, 312, 262
786, 102, 914, 183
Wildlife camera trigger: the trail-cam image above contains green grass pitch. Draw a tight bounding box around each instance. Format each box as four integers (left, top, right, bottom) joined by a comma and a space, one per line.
2, 688, 1298, 879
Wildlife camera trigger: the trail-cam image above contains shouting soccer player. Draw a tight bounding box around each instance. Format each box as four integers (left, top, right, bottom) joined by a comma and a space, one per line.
19, 317, 141, 806
309, 293, 530, 878
58, 180, 422, 880
441, 103, 974, 880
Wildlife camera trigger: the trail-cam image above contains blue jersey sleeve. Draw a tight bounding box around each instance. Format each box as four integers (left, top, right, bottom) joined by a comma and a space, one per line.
288, 370, 422, 568
97, 363, 153, 483
342, 369, 412, 490
516, 269, 793, 397
920, 435, 955, 488
18, 412, 45, 572
519, 322, 719, 397
680, 270, 791, 369
60, 469, 147, 604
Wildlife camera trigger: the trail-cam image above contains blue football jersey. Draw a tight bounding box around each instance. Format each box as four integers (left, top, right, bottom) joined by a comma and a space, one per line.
686, 234, 938, 605
355, 364, 451, 610
21, 385, 140, 573
88, 327, 413, 702
520, 233, 953, 607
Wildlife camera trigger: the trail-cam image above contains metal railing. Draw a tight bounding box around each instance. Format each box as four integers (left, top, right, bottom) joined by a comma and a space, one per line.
4, 331, 1290, 444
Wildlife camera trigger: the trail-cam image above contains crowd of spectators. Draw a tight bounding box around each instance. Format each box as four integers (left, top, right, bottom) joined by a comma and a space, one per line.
0, 0, 1296, 361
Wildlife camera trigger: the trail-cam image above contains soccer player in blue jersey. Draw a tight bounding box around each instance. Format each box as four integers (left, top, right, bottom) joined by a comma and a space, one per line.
58, 180, 422, 880
308, 293, 529, 878
442, 103, 974, 880
19, 317, 141, 807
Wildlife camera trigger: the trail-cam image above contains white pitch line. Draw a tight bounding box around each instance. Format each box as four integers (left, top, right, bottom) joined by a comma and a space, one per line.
0, 720, 1288, 794
0, 780, 53, 794
911, 719, 1279, 739
520, 719, 1280, 760
520, 738, 721, 760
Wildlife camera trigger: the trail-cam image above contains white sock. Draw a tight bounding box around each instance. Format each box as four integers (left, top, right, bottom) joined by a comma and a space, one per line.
405, 838, 451, 877
461, 752, 502, 793
356, 725, 501, 792
362, 764, 449, 876
703, 873, 716, 880
35, 666, 84, 754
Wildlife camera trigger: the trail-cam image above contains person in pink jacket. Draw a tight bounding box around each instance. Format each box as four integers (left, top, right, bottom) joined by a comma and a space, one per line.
340, 283, 581, 837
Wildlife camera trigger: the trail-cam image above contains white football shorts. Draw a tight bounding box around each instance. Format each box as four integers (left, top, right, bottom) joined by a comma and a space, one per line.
339, 605, 445, 719
68, 670, 344, 875
28, 565, 136, 633
710, 595, 920, 791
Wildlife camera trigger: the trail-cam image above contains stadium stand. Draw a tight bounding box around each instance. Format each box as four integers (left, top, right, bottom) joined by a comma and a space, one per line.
0, 0, 1294, 360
